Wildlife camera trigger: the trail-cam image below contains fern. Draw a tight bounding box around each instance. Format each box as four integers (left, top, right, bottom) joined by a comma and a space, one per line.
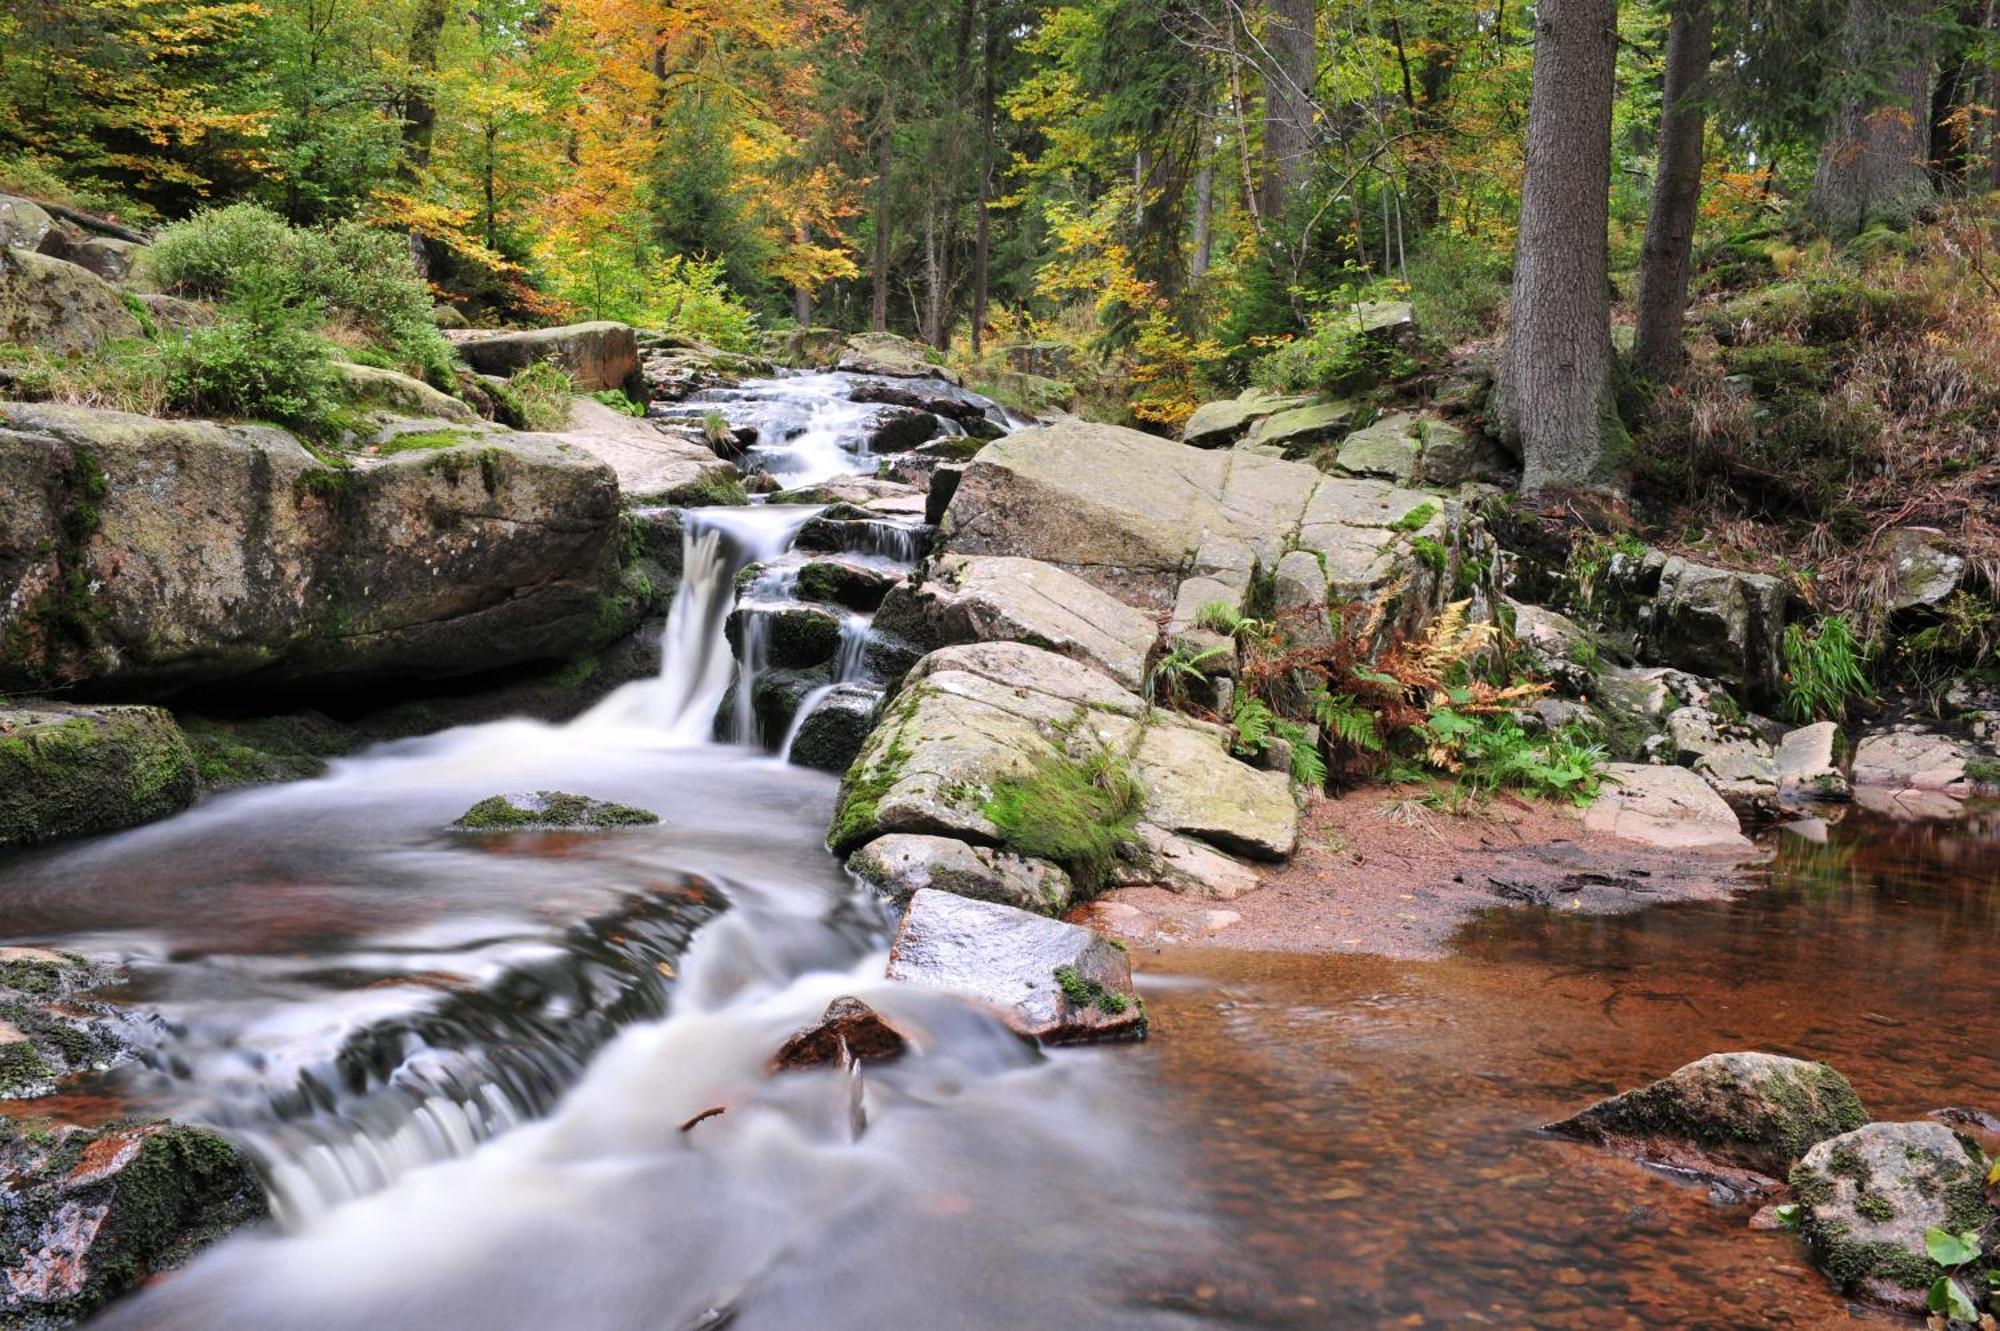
1314, 691, 1383, 753
1273, 718, 1328, 787
1145, 639, 1229, 707
1230, 693, 1275, 755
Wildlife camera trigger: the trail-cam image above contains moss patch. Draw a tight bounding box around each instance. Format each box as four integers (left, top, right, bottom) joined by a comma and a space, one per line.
983, 744, 1143, 894
452, 791, 660, 830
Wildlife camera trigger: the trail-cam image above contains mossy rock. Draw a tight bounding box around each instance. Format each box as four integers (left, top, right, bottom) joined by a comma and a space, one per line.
0, 703, 198, 849
0, 1120, 266, 1323
452, 791, 659, 830
179, 710, 361, 790
724, 604, 844, 670
794, 559, 897, 612
1724, 342, 1833, 396
1548, 1051, 1868, 1180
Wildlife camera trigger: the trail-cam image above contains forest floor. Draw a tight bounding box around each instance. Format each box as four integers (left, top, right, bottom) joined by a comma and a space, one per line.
1079, 790, 1763, 961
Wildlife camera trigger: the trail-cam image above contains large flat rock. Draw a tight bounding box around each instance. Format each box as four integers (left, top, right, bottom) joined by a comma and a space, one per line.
0, 404, 627, 694
448, 321, 639, 392
530, 397, 739, 503
1582, 763, 1751, 850
886, 888, 1144, 1042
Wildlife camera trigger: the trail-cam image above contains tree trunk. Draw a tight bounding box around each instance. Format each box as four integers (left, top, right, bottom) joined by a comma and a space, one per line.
1256, 0, 1315, 221
871, 98, 895, 333
793, 221, 813, 326
402, 0, 448, 177
1189, 153, 1216, 281
971, 1, 997, 356
1633, 0, 1713, 383
1494, 0, 1625, 496
1811, 0, 1938, 238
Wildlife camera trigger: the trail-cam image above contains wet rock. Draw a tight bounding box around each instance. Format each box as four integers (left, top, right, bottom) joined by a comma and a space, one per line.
1663, 706, 1780, 819
885, 889, 1145, 1043
452, 791, 659, 829
726, 603, 843, 670
770, 325, 848, 368
1790, 1121, 1997, 1314
1240, 399, 1359, 459
0, 248, 141, 355
836, 332, 961, 385
769, 996, 910, 1071
1776, 722, 1850, 801
859, 404, 942, 453
1549, 1052, 1869, 1182
1180, 389, 1311, 449
851, 833, 1075, 914
1107, 824, 1261, 900
785, 684, 879, 774
1882, 527, 1964, 612
0, 1121, 267, 1326
795, 559, 897, 612
1582, 764, 1751, 850
846, 379, 995, 432
447, 321, 640, 392
794, 508, 931, 563
0, 948, 124, 1096
872, 554, 1158, 693
0, 404, 627, 696
1851, 728, 1970, 791
0, 703, 198, 849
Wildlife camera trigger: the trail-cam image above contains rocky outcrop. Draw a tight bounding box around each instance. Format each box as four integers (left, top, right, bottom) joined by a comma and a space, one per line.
851, 833, 1076, 914
835, 331, 961, 385
1548, 1052, 1868, 1185
0, 249, 141, 355
1239, 399, 1357, 459
942, 422, 1493, 650
0, 195, 58, 251
872, 554, 1157, 692
1881, 527, 1964, 612
0, 404, 629, 695
1662, 705, 1780, 818
1790, 1121, 1997, 1314
448, 321, 640, 392
829, 642, 1297, 865
332, 360, 480, 424
0, 1121, 266, 1326
885, 888, 1144, 1043
0, 703, 198, 849
70, 237, 144, 285
1610, 552, 1791, 707
1851, 728, 1971, 791
1582, 763, 1751, 849
534, 397, 739, 504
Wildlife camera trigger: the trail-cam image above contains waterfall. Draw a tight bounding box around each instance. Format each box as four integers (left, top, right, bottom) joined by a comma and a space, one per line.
578, 506, 822, 742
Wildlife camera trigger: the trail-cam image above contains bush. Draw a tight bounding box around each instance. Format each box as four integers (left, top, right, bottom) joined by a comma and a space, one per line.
1405, 234, 1510, 345
642, 252, 760, 352
147, 204, 453, 385
156, 271, 339, 437
1250, 297, 1419, 397
500, 361, 577, 432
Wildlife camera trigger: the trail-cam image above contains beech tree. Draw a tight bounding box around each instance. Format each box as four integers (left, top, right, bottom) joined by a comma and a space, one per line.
1633, 0, 1714, 383
1494, 0, 1625, 495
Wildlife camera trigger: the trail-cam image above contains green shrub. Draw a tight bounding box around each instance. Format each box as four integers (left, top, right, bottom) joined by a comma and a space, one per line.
147, 204, 453, 385
1726, 343, 1833, 395
1251, 301, 1419, 397
1405, 234, 1510, 345
502, 361, 577, 432
156, 270, 339, 438
642, 252, 760, 352
1782, 615, 1874, 723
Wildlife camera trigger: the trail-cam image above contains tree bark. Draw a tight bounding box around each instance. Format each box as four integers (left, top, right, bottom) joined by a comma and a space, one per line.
970, 0, 997, 356
1494, 0, 1625, 496
1633, 0, 1713, 383
1256, 0, 1315, 221
871, 97, 895, 333
402, 0, 449, 177
1811, 0, 1938, 238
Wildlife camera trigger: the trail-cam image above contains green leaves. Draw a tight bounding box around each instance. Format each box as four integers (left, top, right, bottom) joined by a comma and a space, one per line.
1926, 1274, 1978, 1323
1926, 1226, 1983, 1269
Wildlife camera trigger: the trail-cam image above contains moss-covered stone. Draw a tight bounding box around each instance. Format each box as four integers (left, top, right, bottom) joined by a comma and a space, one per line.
452, 791, 659, 830
179, 710, 361, 790
794, 559, 896, 612
0, 702, 198, 849
1548, 1051, 1868, 1180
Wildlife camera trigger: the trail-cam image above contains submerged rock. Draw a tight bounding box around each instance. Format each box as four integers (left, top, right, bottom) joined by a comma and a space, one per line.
770, 996, 910, 1072
1582, 764, 1751, 850
1548, 1052, 1869, 1184
1790, 1121, 1997, 1314
851, 833, 1076, 915
885, 889, 1144, 1043
452, 791, 659, 830
0, 1121, 267, 1326
0, 703, 198, 849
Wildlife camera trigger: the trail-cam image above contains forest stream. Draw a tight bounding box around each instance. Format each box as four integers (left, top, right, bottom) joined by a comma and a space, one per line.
0, 373, 1990, 1331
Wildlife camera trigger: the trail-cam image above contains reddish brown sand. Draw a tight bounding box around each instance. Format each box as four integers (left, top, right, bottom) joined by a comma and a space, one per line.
1080, 787, 1765, 959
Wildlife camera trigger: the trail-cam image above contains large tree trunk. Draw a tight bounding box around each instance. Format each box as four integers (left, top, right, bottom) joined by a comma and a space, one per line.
970, 0, 997, 356
1256, 0, 1315, 221
870, 98, 895, 333
1494, 0, 1625, 496
402, 0, 448, 176
1811, 0, 1938, 238
1632, 0, 1713, 383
